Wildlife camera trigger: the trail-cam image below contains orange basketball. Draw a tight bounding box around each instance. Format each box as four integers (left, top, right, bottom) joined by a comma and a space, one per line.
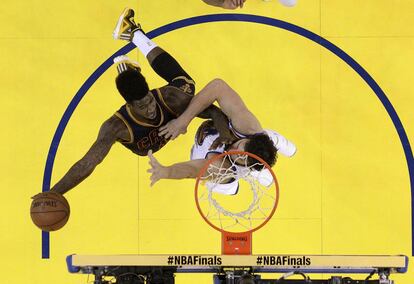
30, 191, 70, 231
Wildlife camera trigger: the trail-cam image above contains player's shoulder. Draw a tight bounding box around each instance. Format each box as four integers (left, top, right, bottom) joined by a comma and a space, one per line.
104, 114, 124, 126
99, 114, 130, 141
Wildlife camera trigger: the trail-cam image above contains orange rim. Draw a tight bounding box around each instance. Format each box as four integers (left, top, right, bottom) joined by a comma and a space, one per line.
194, 150, 279, 234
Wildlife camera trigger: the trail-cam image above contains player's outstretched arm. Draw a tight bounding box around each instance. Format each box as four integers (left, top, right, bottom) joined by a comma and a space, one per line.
202, 0, 246, 9
159, 78, 262, 140
50, 117, 124, 195
147, 150, 207, 186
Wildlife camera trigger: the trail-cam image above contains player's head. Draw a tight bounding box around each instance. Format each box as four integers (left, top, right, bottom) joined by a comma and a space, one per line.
229, 134, 277, 170
245, 133, 277, 169
116, 67, 150, 103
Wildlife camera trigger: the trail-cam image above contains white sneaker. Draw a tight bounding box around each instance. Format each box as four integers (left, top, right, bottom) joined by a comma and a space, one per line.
113, 55, 141, 74
264, 129, 297, 157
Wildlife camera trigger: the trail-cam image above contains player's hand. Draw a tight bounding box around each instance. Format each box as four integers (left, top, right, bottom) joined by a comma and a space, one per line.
222, 0, 246, 9
147, 150, 169, 187
158, 118, 188, 140
209, 136, 235, 150
209, 122, 237, 150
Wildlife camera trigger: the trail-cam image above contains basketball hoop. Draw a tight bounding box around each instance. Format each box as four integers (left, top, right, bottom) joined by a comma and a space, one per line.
195, 151, 279, 255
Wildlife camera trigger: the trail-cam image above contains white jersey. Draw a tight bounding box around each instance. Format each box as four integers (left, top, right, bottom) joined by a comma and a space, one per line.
190, 132, 224, 160
190, 124, 238, 194
190, 122, 296, 195
191, 121, 297, 161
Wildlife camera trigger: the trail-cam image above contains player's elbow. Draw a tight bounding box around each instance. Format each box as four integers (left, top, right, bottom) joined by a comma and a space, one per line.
211, 78, 226, 88
210, 78, 230, 97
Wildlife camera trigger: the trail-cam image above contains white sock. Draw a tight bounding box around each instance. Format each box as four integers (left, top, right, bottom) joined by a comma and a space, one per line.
132, 31, 158, 57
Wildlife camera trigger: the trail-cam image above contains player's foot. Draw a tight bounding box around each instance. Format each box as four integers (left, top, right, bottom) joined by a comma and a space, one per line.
264, 129, 297, 157
114, 55, 141, 74
113, 8, 143, 41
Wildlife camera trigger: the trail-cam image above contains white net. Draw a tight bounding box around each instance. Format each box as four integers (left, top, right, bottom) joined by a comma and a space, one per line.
196, 152, 278, 233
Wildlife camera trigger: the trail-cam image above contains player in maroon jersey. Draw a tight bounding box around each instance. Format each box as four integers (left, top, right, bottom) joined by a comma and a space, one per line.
45, 8, 231, 195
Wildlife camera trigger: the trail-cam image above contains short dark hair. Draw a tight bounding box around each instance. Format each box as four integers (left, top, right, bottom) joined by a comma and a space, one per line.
115, 69, 149, 103
244, 133, 277, 170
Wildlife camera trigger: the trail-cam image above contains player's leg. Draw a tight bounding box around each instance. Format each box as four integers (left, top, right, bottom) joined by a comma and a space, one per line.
113, 8, 194, 90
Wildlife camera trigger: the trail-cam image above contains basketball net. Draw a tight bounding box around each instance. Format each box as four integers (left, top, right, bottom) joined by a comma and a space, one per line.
195, 151, 279, 255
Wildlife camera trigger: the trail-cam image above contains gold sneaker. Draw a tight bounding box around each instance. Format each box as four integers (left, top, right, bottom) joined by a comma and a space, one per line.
113, 8, 141, 41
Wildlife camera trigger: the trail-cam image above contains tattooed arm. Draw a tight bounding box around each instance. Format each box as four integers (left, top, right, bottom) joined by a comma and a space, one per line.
50, 116, 128, 195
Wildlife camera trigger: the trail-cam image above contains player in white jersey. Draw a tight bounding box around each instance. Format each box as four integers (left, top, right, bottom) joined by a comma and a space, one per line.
187, 119, 295, 194
190, 121, 295, 161
148, 78, 296, 191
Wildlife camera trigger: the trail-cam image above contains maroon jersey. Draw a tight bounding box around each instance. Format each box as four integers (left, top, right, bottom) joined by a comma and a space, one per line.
115, 88, 178, 156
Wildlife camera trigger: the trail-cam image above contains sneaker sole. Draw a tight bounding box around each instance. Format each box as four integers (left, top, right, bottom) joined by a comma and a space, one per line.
113, 7, 131, 40
114, 56, 141, 72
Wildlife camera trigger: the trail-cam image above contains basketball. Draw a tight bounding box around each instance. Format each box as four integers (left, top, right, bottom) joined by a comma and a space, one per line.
30, 191, 70, 231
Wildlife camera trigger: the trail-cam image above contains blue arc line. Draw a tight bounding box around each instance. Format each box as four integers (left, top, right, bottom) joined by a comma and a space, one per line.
41, 13, 414, 258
